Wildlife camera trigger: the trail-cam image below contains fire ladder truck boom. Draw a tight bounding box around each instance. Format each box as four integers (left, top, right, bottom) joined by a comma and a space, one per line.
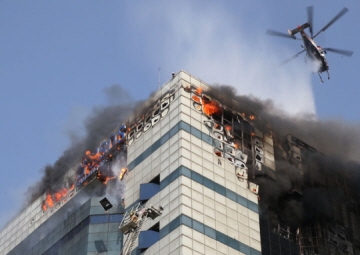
119, 203, 163, 255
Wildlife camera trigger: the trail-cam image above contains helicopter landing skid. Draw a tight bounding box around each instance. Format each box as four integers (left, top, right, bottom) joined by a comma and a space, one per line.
318, 72, 324, 83
327, 71, 330, 80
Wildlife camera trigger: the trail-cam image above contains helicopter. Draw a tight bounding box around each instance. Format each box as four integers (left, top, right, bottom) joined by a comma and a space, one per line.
267, 6, 354, 83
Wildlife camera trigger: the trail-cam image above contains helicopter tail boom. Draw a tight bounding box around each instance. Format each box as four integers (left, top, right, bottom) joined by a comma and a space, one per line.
288, 23, 310, 38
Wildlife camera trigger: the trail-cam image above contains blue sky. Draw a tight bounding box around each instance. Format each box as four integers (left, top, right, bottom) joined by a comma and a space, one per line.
1, 1, 359, 229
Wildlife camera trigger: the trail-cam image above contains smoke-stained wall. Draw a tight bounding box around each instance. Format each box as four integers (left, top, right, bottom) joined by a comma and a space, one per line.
206, 84, 360, 252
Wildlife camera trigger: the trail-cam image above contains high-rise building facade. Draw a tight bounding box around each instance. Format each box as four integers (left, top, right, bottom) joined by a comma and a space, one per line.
1, 71, 359, 255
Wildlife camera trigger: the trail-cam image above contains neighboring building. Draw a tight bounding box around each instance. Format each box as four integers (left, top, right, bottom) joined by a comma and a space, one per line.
1, 71, 359, 255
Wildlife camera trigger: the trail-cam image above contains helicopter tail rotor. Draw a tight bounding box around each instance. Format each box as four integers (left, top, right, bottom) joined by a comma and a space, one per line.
266, 29, 297, 40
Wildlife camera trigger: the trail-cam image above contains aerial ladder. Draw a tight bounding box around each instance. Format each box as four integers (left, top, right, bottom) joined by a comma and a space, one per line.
119, 203, 163, 255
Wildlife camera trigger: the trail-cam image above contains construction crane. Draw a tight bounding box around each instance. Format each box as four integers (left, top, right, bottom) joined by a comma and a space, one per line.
118, 203, 163, 255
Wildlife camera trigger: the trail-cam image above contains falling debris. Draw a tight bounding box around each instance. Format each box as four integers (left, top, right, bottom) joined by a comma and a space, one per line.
99, 197, 113, 211
119, 168, 128, 181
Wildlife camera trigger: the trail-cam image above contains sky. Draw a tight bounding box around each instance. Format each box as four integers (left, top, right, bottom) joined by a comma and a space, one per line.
1, 1, 360, 229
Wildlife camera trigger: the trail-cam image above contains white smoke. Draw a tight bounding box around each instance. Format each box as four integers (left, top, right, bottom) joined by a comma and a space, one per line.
104, 156, 127, 204
132, 1, 316, 116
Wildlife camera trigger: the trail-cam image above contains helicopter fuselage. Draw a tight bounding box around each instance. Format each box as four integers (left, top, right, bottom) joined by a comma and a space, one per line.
300, 30, 329, 73
268, 6, 352, 82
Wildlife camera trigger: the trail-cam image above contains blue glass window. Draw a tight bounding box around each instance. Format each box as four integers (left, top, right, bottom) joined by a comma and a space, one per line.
237, 194, 248, 207
226, 189, 237, 202
203, 177, 215, 190
204, 225, 216, 239
140, 183, 160, 201
90, 215, 109, 224
169, 123, 179, 137
228, 237, 239, 251
179, 121, 191, 133
191, 127, 202, 139
201, 133, 213, 145
240, 244, 250, 254
192, 220, 204, 234
180, 215, 192, 228
179, 166, 191, 178
160, 224, 169, 239
138, 231, 160, 249
214, 183, 226, 196
160, 132, 170, 145
191, 171, 203, 184
109, 214, 124, 223
169, 216, 180, 232
216, 231, 228, 245
248, 202, 258, 213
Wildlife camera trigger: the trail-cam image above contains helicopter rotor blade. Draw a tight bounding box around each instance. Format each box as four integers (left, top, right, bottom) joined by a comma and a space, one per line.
280, 50, 306, 65
323, 48, 354, 57
307, 6, 314, 38
313, 7, 348, 39
266, 30, 302, 40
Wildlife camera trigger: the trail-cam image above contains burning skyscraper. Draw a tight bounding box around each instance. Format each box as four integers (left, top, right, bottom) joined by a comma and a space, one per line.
1, 71, 359, 255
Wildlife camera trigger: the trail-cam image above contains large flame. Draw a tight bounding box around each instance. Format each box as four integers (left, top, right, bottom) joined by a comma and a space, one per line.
86, 151, 102, 161
45, 193, 54, 208
54, 188, 68, 202
202, 97, 222, 116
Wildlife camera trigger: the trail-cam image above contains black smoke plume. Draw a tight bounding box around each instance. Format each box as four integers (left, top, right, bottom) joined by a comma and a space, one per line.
210, 84, 360, 231
24, 85, 141, 205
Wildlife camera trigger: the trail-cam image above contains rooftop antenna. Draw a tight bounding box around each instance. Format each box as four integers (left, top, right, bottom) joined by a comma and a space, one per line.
157, 67, 161, 90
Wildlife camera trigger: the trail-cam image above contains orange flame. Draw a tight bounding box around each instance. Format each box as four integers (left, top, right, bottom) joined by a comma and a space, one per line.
46, 193, 54, 208
97, 170, 116, 185
225, 125, 232, 131
86, 151, 101, 161
234, 143, 240, 149
54, 188, 68, 202
69, 183, 75, 191
42, 203, 47, 211
84, 164, 91, 175
119, 168, 128, 181
103, 176, 116, 185
215, 151, 222, 157
251, 132, 255, 136
202, 97, 222, 116
249, 115, 255, 120
192, 95, 201, 103
194, 87, 203, 95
